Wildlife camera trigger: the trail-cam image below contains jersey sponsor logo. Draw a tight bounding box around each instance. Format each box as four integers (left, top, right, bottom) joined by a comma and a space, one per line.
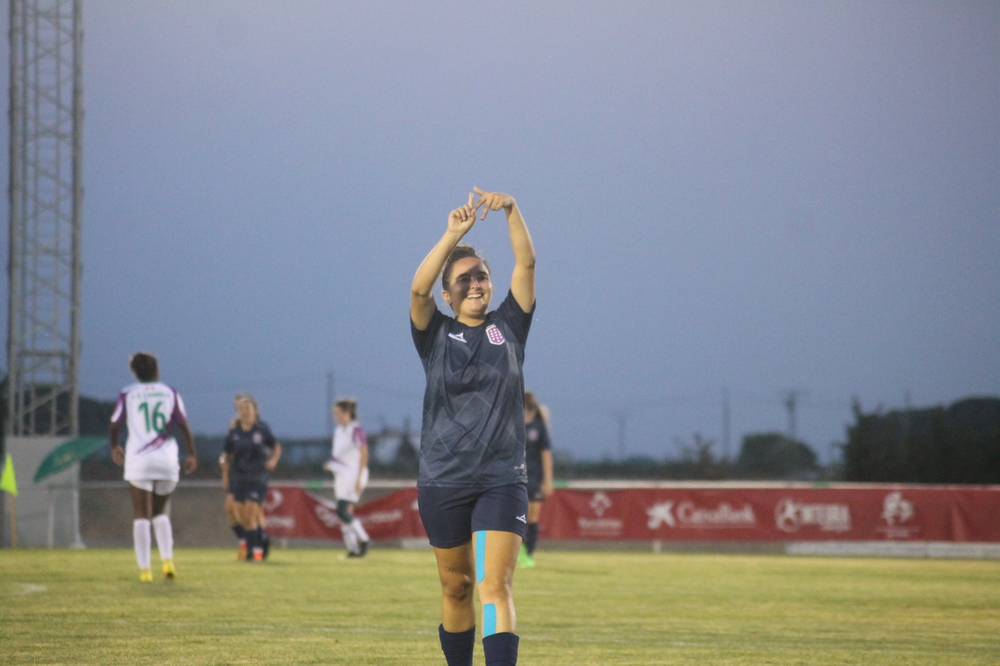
485, 324, 505, 345
448, 332, 467, 343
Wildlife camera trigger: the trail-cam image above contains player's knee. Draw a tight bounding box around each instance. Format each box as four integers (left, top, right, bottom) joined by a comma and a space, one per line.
335, 500, 353, 524
441, 576, 475, 605
477, 575, 513, 604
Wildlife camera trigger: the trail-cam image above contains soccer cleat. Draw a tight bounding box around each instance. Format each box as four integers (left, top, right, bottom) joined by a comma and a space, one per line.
162, 559, 176, 579
139, 569, 153, 582
517, 545, 535, 569
236, 541, 247, 561
262, 535, 270, 560
358, 540, 370, 557
253, 549, 264, 561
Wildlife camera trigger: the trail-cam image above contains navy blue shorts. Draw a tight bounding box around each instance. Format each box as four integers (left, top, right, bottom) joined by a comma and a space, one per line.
418, 484, 528, 549
229, 477, 268, 504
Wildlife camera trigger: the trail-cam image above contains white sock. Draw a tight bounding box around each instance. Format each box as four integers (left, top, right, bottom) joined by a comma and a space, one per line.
133, 519, 151, 570
349, 518, 369, 543
342, 526, 359, 553
152, 514, 174, 562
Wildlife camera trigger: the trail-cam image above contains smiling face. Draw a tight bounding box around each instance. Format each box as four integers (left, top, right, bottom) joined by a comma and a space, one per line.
442, 256, 493, 323
236, 399, 258, 428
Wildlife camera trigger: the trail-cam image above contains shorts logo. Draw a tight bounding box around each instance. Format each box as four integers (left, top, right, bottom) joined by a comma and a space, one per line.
486, 325, 505, 345
516, 514, 527, 524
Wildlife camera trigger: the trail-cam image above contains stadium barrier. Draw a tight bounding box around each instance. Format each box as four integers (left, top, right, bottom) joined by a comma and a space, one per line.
263, 481, 1000, 559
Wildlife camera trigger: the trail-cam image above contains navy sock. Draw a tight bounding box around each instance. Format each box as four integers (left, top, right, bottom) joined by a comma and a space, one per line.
483, 632, 519, 666
438, 625, 475, 666
525, 523, 539, 556
245, 528, 257, 558
231, 524, 245, 540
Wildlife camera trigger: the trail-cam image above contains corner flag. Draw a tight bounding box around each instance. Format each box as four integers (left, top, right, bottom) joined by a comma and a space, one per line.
1, 453, 18, 496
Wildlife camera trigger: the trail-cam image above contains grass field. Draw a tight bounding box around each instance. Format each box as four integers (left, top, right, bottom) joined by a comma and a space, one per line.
1, 547, 998, 665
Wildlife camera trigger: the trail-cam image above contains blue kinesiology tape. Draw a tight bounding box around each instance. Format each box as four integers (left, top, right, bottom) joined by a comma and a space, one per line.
483, 603, 497, 637
475, 530, 487, 584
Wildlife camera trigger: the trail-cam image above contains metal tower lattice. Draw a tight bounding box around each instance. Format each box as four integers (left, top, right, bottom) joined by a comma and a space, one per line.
6, 0, 82, 436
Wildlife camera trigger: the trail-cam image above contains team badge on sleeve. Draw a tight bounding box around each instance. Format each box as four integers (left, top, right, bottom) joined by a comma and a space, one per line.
486, 324, 506, 345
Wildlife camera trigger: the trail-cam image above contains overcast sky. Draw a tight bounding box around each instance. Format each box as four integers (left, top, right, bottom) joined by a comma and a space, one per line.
2, 1, 998, 462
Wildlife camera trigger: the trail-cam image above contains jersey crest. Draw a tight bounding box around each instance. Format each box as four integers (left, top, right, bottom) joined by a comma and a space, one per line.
486, 324, 505, 345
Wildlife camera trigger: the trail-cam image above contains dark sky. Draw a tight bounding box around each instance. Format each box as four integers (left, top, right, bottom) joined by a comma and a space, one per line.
3, 2, 998, 461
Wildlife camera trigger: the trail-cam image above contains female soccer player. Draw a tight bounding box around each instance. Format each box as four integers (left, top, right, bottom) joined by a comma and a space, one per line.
518, 391, 553, 569
220, 394, 281, 561
221, 393, 253, 559
411, 186, 535, 666
323, 398, 371, 558
109, 352, 197, 581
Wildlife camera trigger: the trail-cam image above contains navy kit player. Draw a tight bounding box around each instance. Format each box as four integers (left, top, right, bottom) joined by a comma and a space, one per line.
518, 391, 553, 569
109, 352, 197, 581
220, 394, 282, 561
411, 187, 536, 666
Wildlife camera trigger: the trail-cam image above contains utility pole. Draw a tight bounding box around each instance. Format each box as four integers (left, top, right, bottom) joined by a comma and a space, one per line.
782, 389, 807, 440
721, 387, 731, 461
614, 410, 627, 458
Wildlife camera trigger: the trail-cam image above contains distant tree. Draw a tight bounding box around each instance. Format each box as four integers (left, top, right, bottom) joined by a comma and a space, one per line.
737, 432, 818, 479
843, 397, 1000, 484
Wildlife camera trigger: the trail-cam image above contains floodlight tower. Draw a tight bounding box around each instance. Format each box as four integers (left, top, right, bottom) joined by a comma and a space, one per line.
6, 0, 83, 437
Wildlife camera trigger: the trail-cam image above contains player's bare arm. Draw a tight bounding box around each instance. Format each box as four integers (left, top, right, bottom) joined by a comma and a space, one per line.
411, 193, 478, 329
178, 421, 198, 474
473, 186, 535, 313
265, 443, 282, 471
109, 421, 125, 467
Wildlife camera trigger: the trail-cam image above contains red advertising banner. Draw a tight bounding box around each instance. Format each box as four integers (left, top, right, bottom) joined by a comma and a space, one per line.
264, 484, 1000, 543
542, 486, 1000, 542
263, 486, 425, 541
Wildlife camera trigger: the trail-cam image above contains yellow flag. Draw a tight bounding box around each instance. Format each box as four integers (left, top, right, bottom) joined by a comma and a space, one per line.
0, 453, 17, 496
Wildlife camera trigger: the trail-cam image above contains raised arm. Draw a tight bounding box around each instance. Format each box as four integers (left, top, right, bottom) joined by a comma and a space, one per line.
473, 187, 535, 312
410, 193, 478, 330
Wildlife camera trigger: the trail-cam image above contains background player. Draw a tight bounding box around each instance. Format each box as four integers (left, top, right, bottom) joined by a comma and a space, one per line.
220, 394, 281, 561
411, 186, 536, 666
323, 398, 371, 558
221, 392, 254, 559
518, 391, 553, 569
109, 352, 197, 581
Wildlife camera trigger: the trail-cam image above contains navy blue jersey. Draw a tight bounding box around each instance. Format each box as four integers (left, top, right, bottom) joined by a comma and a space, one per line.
524, 414, 551, 487
411, 290, 534, 488
224, 420, 277, 482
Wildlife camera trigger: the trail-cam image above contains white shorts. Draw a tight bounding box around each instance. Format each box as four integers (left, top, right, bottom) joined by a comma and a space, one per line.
334, 467, 369, 503
129, 480, 177, 495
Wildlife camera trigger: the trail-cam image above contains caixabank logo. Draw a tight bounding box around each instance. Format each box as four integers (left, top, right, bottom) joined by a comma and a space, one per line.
646, 500, 756, 530
877, 491, 919, 539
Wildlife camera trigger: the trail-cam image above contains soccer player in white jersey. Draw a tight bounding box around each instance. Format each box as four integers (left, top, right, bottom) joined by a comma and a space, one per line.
109, 352, 197, 582
323, 398, 371, 557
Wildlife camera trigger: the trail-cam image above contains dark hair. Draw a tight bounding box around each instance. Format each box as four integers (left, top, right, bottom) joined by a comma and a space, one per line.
130, 352, 159, 382
441, 244, 490, 291
334, 398, 358, 420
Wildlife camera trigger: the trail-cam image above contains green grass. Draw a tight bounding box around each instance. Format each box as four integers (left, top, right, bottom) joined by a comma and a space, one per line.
1, 548, 998, 665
